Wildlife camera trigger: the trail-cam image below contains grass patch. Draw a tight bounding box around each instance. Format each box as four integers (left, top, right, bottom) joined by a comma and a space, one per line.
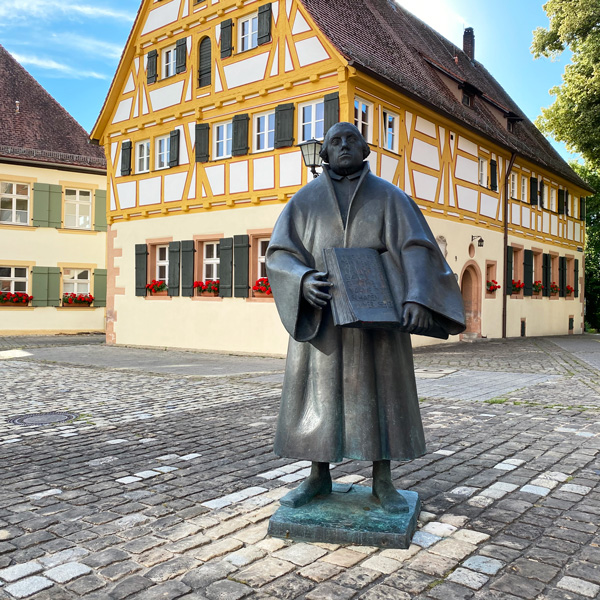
484, 398, 508, 404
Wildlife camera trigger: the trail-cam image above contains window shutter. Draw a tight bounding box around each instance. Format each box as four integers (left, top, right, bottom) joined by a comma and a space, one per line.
121, 141, 132, 176
32, 183, 50, 227
274, 103, 295, 148
93, 269, 107, 307
232, 114, 249, 156
580, 197, 586, 221
198, 37, 211, 87
505, 246, 513, 295
176, 38, 187, 74
234, 234, 250, 298
542, 253, 551, 297
135, 244, 148, 296
169, 129, 180, 167
490, 159, 498, 192
565, 192, 569, 216
529, 177, 538, 206
324, 92, 339, 134
31, 267, 49, 307
195, 123, 210, 162
168, 241, 181, 296
48, 267, 60, 307
574, 259, 579, 298
94, 190, 107, 232
147, 50, 158, 84
48, 184, 62, 229
219, 237, 233, 297
181, 240, 196, 297
523, 250, 533, 296
558, 189, 565, 215
257, 3, 272, 45
559, 256, 566, 297
539, 181, 545, 208
220, 19, 233, 59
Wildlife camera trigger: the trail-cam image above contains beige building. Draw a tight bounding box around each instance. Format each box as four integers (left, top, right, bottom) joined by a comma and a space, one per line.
0, 45, 108, 335
91, 0, 592, 355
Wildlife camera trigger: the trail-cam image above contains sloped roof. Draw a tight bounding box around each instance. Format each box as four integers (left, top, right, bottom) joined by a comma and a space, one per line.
0, 44, 106, 172
300, 0, 591, 192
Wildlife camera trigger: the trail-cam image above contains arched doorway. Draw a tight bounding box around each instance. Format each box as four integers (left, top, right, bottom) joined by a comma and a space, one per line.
461, 264, 481, 338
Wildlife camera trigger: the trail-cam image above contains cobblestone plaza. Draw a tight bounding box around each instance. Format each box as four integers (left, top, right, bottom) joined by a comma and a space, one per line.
0, 335, 599, 599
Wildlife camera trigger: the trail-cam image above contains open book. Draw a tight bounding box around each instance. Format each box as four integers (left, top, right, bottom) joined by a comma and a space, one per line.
323, 247, 449, 339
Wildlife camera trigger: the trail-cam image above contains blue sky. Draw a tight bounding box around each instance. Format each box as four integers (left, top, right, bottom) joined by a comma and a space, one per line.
0, 0, 577, 162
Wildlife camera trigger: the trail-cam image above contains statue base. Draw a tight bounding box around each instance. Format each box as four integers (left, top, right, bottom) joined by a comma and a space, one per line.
268, 483, 420, 549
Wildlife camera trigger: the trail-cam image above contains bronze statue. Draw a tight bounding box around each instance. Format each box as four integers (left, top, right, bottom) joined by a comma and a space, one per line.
266, 122, 465, 514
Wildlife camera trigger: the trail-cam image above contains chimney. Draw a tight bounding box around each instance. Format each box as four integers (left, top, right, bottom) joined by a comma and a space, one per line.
463, 27, 475, 61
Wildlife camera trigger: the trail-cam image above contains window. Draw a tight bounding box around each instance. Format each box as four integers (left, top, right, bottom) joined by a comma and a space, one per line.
462, 92, 473, 107
0, 266, 28, 293
136, 141, 150, 173
203, 242, 220, 281
254, 111, 275, 152
521, 176, 527, 203
382, 109, 398, 153
550, 188, 557, 212
512, 247, 523, 295
239, 12, 258, 52
478, 158, 487, 187
156, 136, 170, 170
64, 189, 92, 229
510, 173, 517, 199
214, 121, 233, 159
354, 98, 372, 142
156, 245, 169, 283
162, 44, 177, 78
299, 101, 324, 142
198, 37, 211, 87
63, 268, 90, 294
0, 181, 29, 225
257, 237, 269, 278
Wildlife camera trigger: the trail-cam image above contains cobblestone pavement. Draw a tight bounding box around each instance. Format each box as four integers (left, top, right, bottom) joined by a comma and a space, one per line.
0, 335, 599, 599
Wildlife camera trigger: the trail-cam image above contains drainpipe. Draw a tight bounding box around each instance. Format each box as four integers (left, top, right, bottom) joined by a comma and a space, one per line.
502, 153, 517, 338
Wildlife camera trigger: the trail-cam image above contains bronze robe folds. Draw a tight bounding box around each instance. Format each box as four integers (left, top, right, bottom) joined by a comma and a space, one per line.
266, 164, 465, 463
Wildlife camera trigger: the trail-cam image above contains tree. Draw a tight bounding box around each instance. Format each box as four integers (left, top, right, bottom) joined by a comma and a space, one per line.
532, 0, 600, 169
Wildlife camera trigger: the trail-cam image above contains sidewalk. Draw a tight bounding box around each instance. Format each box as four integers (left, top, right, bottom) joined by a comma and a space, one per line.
0, 335, 598, 599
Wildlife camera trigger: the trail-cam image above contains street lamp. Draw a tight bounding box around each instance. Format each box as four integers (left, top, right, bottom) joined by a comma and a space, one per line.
298, 139, 323, 179
471, 235, 484, 247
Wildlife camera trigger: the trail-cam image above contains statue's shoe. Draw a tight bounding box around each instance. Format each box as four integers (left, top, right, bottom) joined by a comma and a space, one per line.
372, 485, 410, 514
280, 477, 333, 508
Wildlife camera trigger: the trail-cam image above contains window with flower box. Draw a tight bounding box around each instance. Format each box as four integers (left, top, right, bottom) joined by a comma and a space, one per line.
0, 181, 29, 225
63, 269, 90, 294
156, 245, 169, 283
0, 266, 28, 293
64, 188, 92, 230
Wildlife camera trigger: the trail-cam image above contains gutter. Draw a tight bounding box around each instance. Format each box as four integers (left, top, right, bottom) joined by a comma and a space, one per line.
502, 153, 517, 339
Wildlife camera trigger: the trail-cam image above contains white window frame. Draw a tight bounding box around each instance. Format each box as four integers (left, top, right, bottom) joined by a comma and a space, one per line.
510, 173, 517, 199
203, 242, 220, 281
0, 266, 28, 293
156, 245, 169, 283
257, 237, 269, 279
381, 109, 399, 153
213, 121, 233, 159
155, 135, 170, 170
298, 100, 325, 143
521, 175, 527, 203
254, 111, 275, 152
238, 12, 259, 52
62, 268, 90, 295
64, 188, 92, 230
136, 140, 150, 174
354, 97, 373, 143
478, 158, 487, 187
162, 44, 177, 79
0, 181, 29, 226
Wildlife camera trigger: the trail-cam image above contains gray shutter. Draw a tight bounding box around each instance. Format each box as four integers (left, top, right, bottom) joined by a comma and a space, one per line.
539, 181, 545, 208
195, 123, 210, 162
93, 269, 107, 307
232, 114, 249, 156
490, 159, 498, 192
94, 189, 107, 232
168, 241, 181, 296
219, 237, 233, 297
505, 246, 513, 295
565, 192, 569, 216
529, 177, 538, 206
542, 253, 551, 297
147, 50, 158, 84
169, 129, 180, 167
198, 37, 211, 87
580, 197, 586, 221
31, 267, 49, 307
523, 250, 533, 296
48, 185, 62, 229
559, 256, 566, 297
558, 189, 565, 215
574, 259, 579, 298
234, 234, 250, 298
48, 267, 60, 307
324, 92, 339, 134
274, 103, 295, 148
181, 240, 196, 297
176, 38, 187, 74
221, 19, 233, 58
32, 183, 50, 227
257, 3, 272, 45
121, 141, 132, 176
135, 244, 148, 297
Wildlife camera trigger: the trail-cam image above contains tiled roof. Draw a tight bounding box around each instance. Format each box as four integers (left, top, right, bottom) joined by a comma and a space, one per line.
300, 0, 591, 192
0, 44, 106, 171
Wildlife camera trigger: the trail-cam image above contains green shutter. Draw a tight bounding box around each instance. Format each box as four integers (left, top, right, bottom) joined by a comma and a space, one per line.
135, 244, 148, 297
169, 129, 180, 167
274, 103, 295, 148
542, 253, 551, 297
181, 240, 196, 297
574, 259, 579, 298
580, 197, 586, 221
539, 181, 545, 208
94, 190, 107, 232
32, 267, 49, 306
168, 242, 181, 296
565, 192, 570, 216
559, 256, 566, 297
529, 177, 538, 206
257, 3, 272, 45
221, 19, 233, 58
121, 141, 132, 176
232, 114, 249, 156
505, 246, 513, 295
147, 50, 158, 84
558, 189, 565, 215
198, 37, 211, 87
195, 123, 210, 162
176, 38, 187, 74
324, 92, 339, 134
523, 250, 533, 296
93, 269, 107, 307
219, 237, 233, 297
32, 183, 50, 227
490, 159, 498, 192
48, 185, 62, 229
234, 234, 250, 298
48, 267, 60, 306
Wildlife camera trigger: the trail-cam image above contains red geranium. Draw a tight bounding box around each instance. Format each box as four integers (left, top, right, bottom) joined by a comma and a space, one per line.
252, 277, 272, 295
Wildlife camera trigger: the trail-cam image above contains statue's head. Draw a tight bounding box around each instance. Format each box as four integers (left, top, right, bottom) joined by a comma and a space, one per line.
320, 122, 370, 176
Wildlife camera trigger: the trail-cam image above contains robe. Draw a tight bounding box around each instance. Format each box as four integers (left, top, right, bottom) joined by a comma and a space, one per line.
266, 163, 465, 463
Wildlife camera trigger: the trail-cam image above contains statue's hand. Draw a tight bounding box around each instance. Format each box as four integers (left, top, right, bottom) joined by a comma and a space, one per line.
402, 302, 433, 334
303, 272, 332, 309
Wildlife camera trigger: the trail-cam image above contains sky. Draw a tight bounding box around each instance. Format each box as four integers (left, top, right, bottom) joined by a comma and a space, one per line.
0, 0, 578, 162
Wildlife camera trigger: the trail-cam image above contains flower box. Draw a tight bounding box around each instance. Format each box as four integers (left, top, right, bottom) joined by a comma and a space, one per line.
62, 293, 94, 306
532, 280, 544, 294
146, 280, 167, 295
194, 280, 219, 296
550, 282, 560, 295
566, 285, 574, 296
511, 279, 524, 294
0, 292, 33, 306
486, 280, 500, 293
252, 277, 272, 296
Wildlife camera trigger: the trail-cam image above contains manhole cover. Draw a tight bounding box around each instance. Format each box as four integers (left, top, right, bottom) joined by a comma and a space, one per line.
7, 412, 78, 426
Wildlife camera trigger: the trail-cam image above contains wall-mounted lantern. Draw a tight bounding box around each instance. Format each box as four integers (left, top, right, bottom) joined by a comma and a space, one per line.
298, 139, 323, 179
471, 235, 484, 248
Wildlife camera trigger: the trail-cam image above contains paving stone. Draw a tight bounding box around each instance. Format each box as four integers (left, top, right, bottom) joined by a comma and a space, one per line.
38, 547, 89, 569
332, 567, 381, 590
557, 576, 600, 598
181, 561, 237, 590
408, 551, 458, 577
3, 575, 53, 598
453, 530, 490, 545
320, 548, 365, 568
101, 559, 142, 582
234, 557, 295, 588
509, 557, 560, 583
262, 573, 315, 599
429, 538, 477, 560
130, 580, 191, 600
272, 543, 328, 566
222, 545, 267, 567
359, 556, 401, 574
193, 538, 243, 562
305, 581, 357, 600
447, 567, 489, 590
565, 561, 600, 585
66, 573, 106, 595
43, 561, 92, 583
422, 522, 457, 537
412, 531, 442, 548
83, 548, 129, 568
490, 574, 545, 598
560, 484, 592, 495
108, 574, 153, 599
298, 561, 345, 582
146, 556, 200, 583
379, 545, 420, 562
0, 561, 42, 582
463, 555, 505, 575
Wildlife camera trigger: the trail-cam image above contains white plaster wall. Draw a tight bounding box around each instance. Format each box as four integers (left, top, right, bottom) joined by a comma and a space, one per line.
480, 194, 498, 219
112, 98, 133, 124
139, 177, 161, 206
295, 37, 329, 67
279, 152, 302, 187
292, 10, 310, 34
224, 53, 270, 89
456, 185, 478, 212
149, 81, 185, 112
412, 171, 437, 202
455, 155, 478, 183
230, 161, 249, 194
253, 157, 275, 190
457, 136, 478, 156
415, 116, 436, 138
380, 155, 398, 184
164, 172, 187, 203
411, 139, 439, 171
142, 0, 181, 35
